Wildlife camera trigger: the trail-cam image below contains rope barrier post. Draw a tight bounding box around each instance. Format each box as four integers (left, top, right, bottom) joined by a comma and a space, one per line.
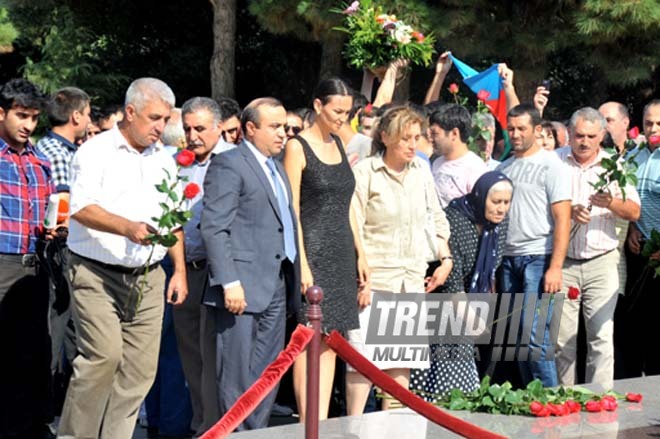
305, 285, 323, 439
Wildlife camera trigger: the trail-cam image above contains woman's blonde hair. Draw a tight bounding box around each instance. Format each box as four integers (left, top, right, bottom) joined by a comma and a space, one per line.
371, 106, 425, 156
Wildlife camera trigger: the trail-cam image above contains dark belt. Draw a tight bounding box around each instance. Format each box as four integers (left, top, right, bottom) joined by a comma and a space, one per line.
187, 259, 207, 270
71, 252, 160, 275
0, 253, 37, 267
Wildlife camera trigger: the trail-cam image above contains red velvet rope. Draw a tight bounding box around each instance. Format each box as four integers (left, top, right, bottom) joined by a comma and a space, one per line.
324, 331, 507, 439
199, 324, 315, 439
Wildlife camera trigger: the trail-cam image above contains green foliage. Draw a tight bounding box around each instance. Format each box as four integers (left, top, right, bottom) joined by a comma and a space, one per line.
0, 7, 18, 50
467, 100, 493, 160
333, 0, 435, 69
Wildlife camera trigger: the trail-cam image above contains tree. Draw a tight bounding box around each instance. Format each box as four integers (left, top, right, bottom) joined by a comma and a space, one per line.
0, 7, 18, 53
210, 0, 237, 99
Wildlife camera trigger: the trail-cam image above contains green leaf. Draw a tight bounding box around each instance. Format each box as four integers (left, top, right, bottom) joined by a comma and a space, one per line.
449, 397, 467, 410
159, 233, 178, 247
481, 395, 495, 407
168, 190, 179, 203
156, 180, 169, 193
159, 202, 170, 212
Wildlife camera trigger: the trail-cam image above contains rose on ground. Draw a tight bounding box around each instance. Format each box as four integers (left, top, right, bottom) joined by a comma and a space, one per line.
448, 83, 459, 94
626, 392, 643, 403
176, 149, 195, 167
585, 400, 602, 412
601, 396, 618, 411
565, 400, 581, 413
568, 286, 580, 300
648, 135, 660, 146
535, 405, 551, 417
529, 401, 544, 415
183, 182, 201, 199
477, 90, 490, 102
628, 126, 640, 139
547, 402, 569, 417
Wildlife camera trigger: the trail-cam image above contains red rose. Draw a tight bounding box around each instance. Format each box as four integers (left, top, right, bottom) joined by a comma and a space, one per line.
628, 126, 640, 139
626, 392, 643, 403
477, 90, 490, 102
547, 402, 569, 417
364, 103, 373, 115
565, 400, 581, 413
448, 83, 459, 94
585, 400, 602, 412
535, 406, 551, 417
183, 182, 201, 199
648, 135, 660, 146
176, 149, 195, 167
601, 396, 618, 411
567, 286, 580, 300
529, 401, 544, 415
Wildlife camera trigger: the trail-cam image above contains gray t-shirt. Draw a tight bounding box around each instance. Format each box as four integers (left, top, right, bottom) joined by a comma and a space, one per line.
497, 148, 571, 256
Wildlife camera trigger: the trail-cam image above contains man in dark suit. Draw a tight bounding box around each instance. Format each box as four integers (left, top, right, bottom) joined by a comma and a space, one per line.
201, 97, 300, 431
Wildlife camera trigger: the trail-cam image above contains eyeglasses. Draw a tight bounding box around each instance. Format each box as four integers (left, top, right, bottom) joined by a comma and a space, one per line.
285, 125, 302, 135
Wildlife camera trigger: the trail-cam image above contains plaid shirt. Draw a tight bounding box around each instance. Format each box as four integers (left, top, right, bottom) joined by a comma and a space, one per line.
0, 139, 55, 254
36, 131, 77, 192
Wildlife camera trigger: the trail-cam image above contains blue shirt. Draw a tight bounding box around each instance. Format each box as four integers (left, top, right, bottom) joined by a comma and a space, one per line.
178, 154, 213, 262
630, 146, 660, 239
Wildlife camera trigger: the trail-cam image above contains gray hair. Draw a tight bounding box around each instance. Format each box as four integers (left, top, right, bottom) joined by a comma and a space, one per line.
569, 107, 607, 131
125, 77, 175, 112
472, 111, 495, 129
181, 97, 222, 125
161, 108, 184, 147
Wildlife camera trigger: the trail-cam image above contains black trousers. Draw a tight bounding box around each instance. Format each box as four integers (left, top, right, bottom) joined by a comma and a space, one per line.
0, 255, 52, 437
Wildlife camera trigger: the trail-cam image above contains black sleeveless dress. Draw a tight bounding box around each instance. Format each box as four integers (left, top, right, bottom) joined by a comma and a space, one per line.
295, 135, 359, 334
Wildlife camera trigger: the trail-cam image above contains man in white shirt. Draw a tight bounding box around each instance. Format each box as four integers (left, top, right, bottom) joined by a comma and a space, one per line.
428, 104, 488, 207
58, 78, 188, 439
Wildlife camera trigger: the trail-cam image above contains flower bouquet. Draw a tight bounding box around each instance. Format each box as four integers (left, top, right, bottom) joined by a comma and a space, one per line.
334, 0, 435, 70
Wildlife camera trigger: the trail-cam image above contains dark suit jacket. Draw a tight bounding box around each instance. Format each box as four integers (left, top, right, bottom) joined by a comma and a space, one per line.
201, 141, 300, 315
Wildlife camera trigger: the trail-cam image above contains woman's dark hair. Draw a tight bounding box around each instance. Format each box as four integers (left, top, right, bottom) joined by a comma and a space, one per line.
312, 77, 351, 105
540, 120, 558, 150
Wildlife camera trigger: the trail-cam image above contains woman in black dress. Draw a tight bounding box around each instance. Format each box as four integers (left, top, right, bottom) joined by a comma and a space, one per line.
283, 78, 369, 421
409, 171, 513, 400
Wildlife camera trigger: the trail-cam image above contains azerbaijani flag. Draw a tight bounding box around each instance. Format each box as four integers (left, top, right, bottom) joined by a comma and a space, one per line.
449, 54, 508, 129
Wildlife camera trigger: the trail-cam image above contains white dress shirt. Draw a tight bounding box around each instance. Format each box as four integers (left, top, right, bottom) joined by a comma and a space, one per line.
68, 126, 180, 267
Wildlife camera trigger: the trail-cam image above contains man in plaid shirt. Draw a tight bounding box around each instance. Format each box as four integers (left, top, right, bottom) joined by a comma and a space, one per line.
0, 78, 54, 438
36, 87, 91, 396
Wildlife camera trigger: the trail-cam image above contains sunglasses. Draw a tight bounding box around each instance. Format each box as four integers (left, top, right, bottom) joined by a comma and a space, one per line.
285, 125, 302, 135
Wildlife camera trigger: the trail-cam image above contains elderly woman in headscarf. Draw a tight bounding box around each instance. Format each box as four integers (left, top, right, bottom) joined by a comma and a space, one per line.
410, 171, 514, 400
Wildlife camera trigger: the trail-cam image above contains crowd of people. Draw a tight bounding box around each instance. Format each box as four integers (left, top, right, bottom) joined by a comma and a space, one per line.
0, 51, 659, 439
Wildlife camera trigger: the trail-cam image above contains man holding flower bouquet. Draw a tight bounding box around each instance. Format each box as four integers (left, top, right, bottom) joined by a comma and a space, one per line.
58, 78, 188, 439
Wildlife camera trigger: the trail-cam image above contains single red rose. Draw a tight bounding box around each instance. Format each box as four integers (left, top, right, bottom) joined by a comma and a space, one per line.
547, 403, 569, 417
176, 149, 195, 167
529, 401, 544, 415
585, 400, 602, 412
448, 83, 459, 94
601, 396, 618, 411
628, 126, 640, 139
477, 90, 490, 102
565, 400, 581, 413
535, 406, 551, 417
648, 135, 660, 146
567, 286, 580, 300
626, 392, 643, 403
183, 182, 201, 199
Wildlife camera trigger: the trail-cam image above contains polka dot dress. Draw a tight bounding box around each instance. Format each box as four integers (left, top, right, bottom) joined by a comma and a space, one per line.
409, 207, 507, 401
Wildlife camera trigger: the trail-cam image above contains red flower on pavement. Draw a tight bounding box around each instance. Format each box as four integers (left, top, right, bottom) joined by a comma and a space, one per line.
565, 400, 581, 413
626, 392, 643, 403
648, 135, 660, 146
477, 89, 490, 102
547, 402, 569, 417
585, 400, 602, 412
529, 401, 544, 415
601, 396, 618, 411
448, 83, 459, 94
183, 182, 201, 199
176, 149, 195, 167
567, 286, 580, 300
628, 126, 640, 139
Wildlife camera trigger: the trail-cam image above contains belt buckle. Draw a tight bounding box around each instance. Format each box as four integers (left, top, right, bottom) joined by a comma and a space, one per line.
21, 254, 36, 267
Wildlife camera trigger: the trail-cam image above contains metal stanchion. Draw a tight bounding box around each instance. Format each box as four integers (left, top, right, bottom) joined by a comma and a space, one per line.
305, 285, 323, 439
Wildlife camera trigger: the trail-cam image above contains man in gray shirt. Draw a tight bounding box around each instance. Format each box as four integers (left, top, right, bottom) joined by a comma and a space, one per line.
497, 104, 571, 387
